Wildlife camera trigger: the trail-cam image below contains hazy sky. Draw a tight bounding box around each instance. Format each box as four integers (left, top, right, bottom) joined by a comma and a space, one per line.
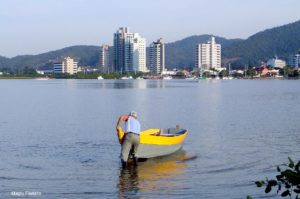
1, 0, 300, 57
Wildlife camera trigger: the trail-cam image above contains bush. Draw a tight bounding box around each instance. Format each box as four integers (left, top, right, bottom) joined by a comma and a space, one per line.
255, 157, 300, 198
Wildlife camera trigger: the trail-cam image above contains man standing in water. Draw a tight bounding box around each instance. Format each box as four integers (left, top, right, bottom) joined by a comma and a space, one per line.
116, 111, 141, 167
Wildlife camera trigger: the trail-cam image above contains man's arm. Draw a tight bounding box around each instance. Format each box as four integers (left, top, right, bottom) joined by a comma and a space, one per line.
116, 115, 129, 131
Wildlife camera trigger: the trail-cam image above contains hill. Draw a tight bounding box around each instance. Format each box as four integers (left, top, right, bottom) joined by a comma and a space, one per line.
1, 20, 300, 70
0, 46, 100, 70
223, 20, 300, 66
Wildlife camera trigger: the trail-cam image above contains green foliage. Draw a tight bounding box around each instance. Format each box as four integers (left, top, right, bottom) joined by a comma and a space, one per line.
282, 66, 293, 77
219, 69, 228, 77
255, 157, 300, 199
246, 68, 257, 78
76, 72, 99, 79
232, 73, 244, 78
293, 70, 299, 78
203, 71, 211, 78
21, 67, 38, 75
0, 45, 100, 70
224, 20, 300, 67
52, 73, 74, 79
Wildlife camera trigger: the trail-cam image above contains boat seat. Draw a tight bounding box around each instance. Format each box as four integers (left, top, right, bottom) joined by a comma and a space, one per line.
160, 128, 186, 135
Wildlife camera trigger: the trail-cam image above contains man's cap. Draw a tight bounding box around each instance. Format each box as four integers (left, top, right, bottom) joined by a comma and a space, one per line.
129, 111, 137, 118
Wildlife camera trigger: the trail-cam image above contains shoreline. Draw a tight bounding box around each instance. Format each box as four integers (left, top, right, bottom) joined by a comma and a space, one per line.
0, 77, 299, 80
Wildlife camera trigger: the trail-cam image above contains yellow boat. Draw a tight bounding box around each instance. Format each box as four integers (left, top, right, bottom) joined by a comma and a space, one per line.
117, 127, 188, 159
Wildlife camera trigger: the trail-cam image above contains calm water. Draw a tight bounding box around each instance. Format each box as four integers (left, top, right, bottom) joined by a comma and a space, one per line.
0, 79, 300, 199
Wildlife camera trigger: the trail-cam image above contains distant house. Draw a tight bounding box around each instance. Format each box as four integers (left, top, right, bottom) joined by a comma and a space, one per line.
161, 69, 176, 75
259, 67, 270, 76
181, 70, 190, 76
267, 57, 286, 69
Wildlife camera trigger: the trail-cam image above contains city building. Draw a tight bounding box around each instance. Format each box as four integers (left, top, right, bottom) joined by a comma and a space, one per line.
195, 36, 221, 70
267, 57, 286, 69
54, 56, 78, 74
113, 27, 128, 72
149, 38, 165, 74
132, 33, 147, 72
113, 27, 147, 73
99, 45, 113, 73
288, 52, 300, 68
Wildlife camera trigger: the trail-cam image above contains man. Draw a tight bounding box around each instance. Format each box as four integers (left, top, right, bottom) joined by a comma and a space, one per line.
116, 111, 141, 167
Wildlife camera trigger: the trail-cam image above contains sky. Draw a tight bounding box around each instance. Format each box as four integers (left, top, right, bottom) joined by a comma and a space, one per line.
1, 0, 300, 57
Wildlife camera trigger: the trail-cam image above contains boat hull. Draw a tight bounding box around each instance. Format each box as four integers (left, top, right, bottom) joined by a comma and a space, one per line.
117, 127, 188, 159
136, 143, 183, 158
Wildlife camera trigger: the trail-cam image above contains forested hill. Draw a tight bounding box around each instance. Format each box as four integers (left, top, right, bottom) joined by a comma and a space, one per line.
222, 20, 300, 67
0, 46, 100, 70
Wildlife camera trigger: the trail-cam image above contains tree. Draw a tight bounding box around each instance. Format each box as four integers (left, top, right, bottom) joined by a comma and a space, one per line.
246, 68, 257, 78
23, 67, 37, 75
219, 69, 228, 78
282, 66, 293, 77
203, 71, 211, 78
293, 69, 299, 78
255, 158, 300, 199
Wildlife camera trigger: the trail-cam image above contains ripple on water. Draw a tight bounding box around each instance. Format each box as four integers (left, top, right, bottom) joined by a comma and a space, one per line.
18, 164, 43, 170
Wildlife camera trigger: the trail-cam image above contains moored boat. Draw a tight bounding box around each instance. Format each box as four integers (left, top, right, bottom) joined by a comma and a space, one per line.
120, 76, 133, 80
162, 76, 172, 80
34, 77, 50, 80
117, 127, 188, 159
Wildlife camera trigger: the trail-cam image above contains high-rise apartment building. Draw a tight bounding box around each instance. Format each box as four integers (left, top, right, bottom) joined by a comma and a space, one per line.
288, 52, 300, 68
149, 38, 165, 74
54, 56, 77, 74
132, 33, 146, 72
113, 27, 147, 72
195, 36, 221, 70
114, 27, 128, 72
99, 45, 113, 73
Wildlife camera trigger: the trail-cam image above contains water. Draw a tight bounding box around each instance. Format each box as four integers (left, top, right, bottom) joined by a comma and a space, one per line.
0, 79, 300, 199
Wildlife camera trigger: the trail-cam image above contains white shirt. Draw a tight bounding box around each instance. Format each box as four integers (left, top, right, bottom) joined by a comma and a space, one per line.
125, 116, 141, 135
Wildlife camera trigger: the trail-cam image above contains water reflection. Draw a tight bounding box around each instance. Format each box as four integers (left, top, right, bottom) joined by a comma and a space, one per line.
117, 150, 189, 198
97, 80, 165, 89
67, 79, 195, 90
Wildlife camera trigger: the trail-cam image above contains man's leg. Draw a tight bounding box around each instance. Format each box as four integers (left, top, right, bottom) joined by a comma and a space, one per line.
131, 135, 140, 165
121, 134, 133, 166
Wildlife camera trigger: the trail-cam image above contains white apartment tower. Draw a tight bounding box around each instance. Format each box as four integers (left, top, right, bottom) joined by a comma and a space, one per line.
196, 36, 221, 70
132, 33, 146, 72
149, 38, 165, 74
113, 27, 147, 72
54, 56, 78, 74
99, 45, 112, 73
